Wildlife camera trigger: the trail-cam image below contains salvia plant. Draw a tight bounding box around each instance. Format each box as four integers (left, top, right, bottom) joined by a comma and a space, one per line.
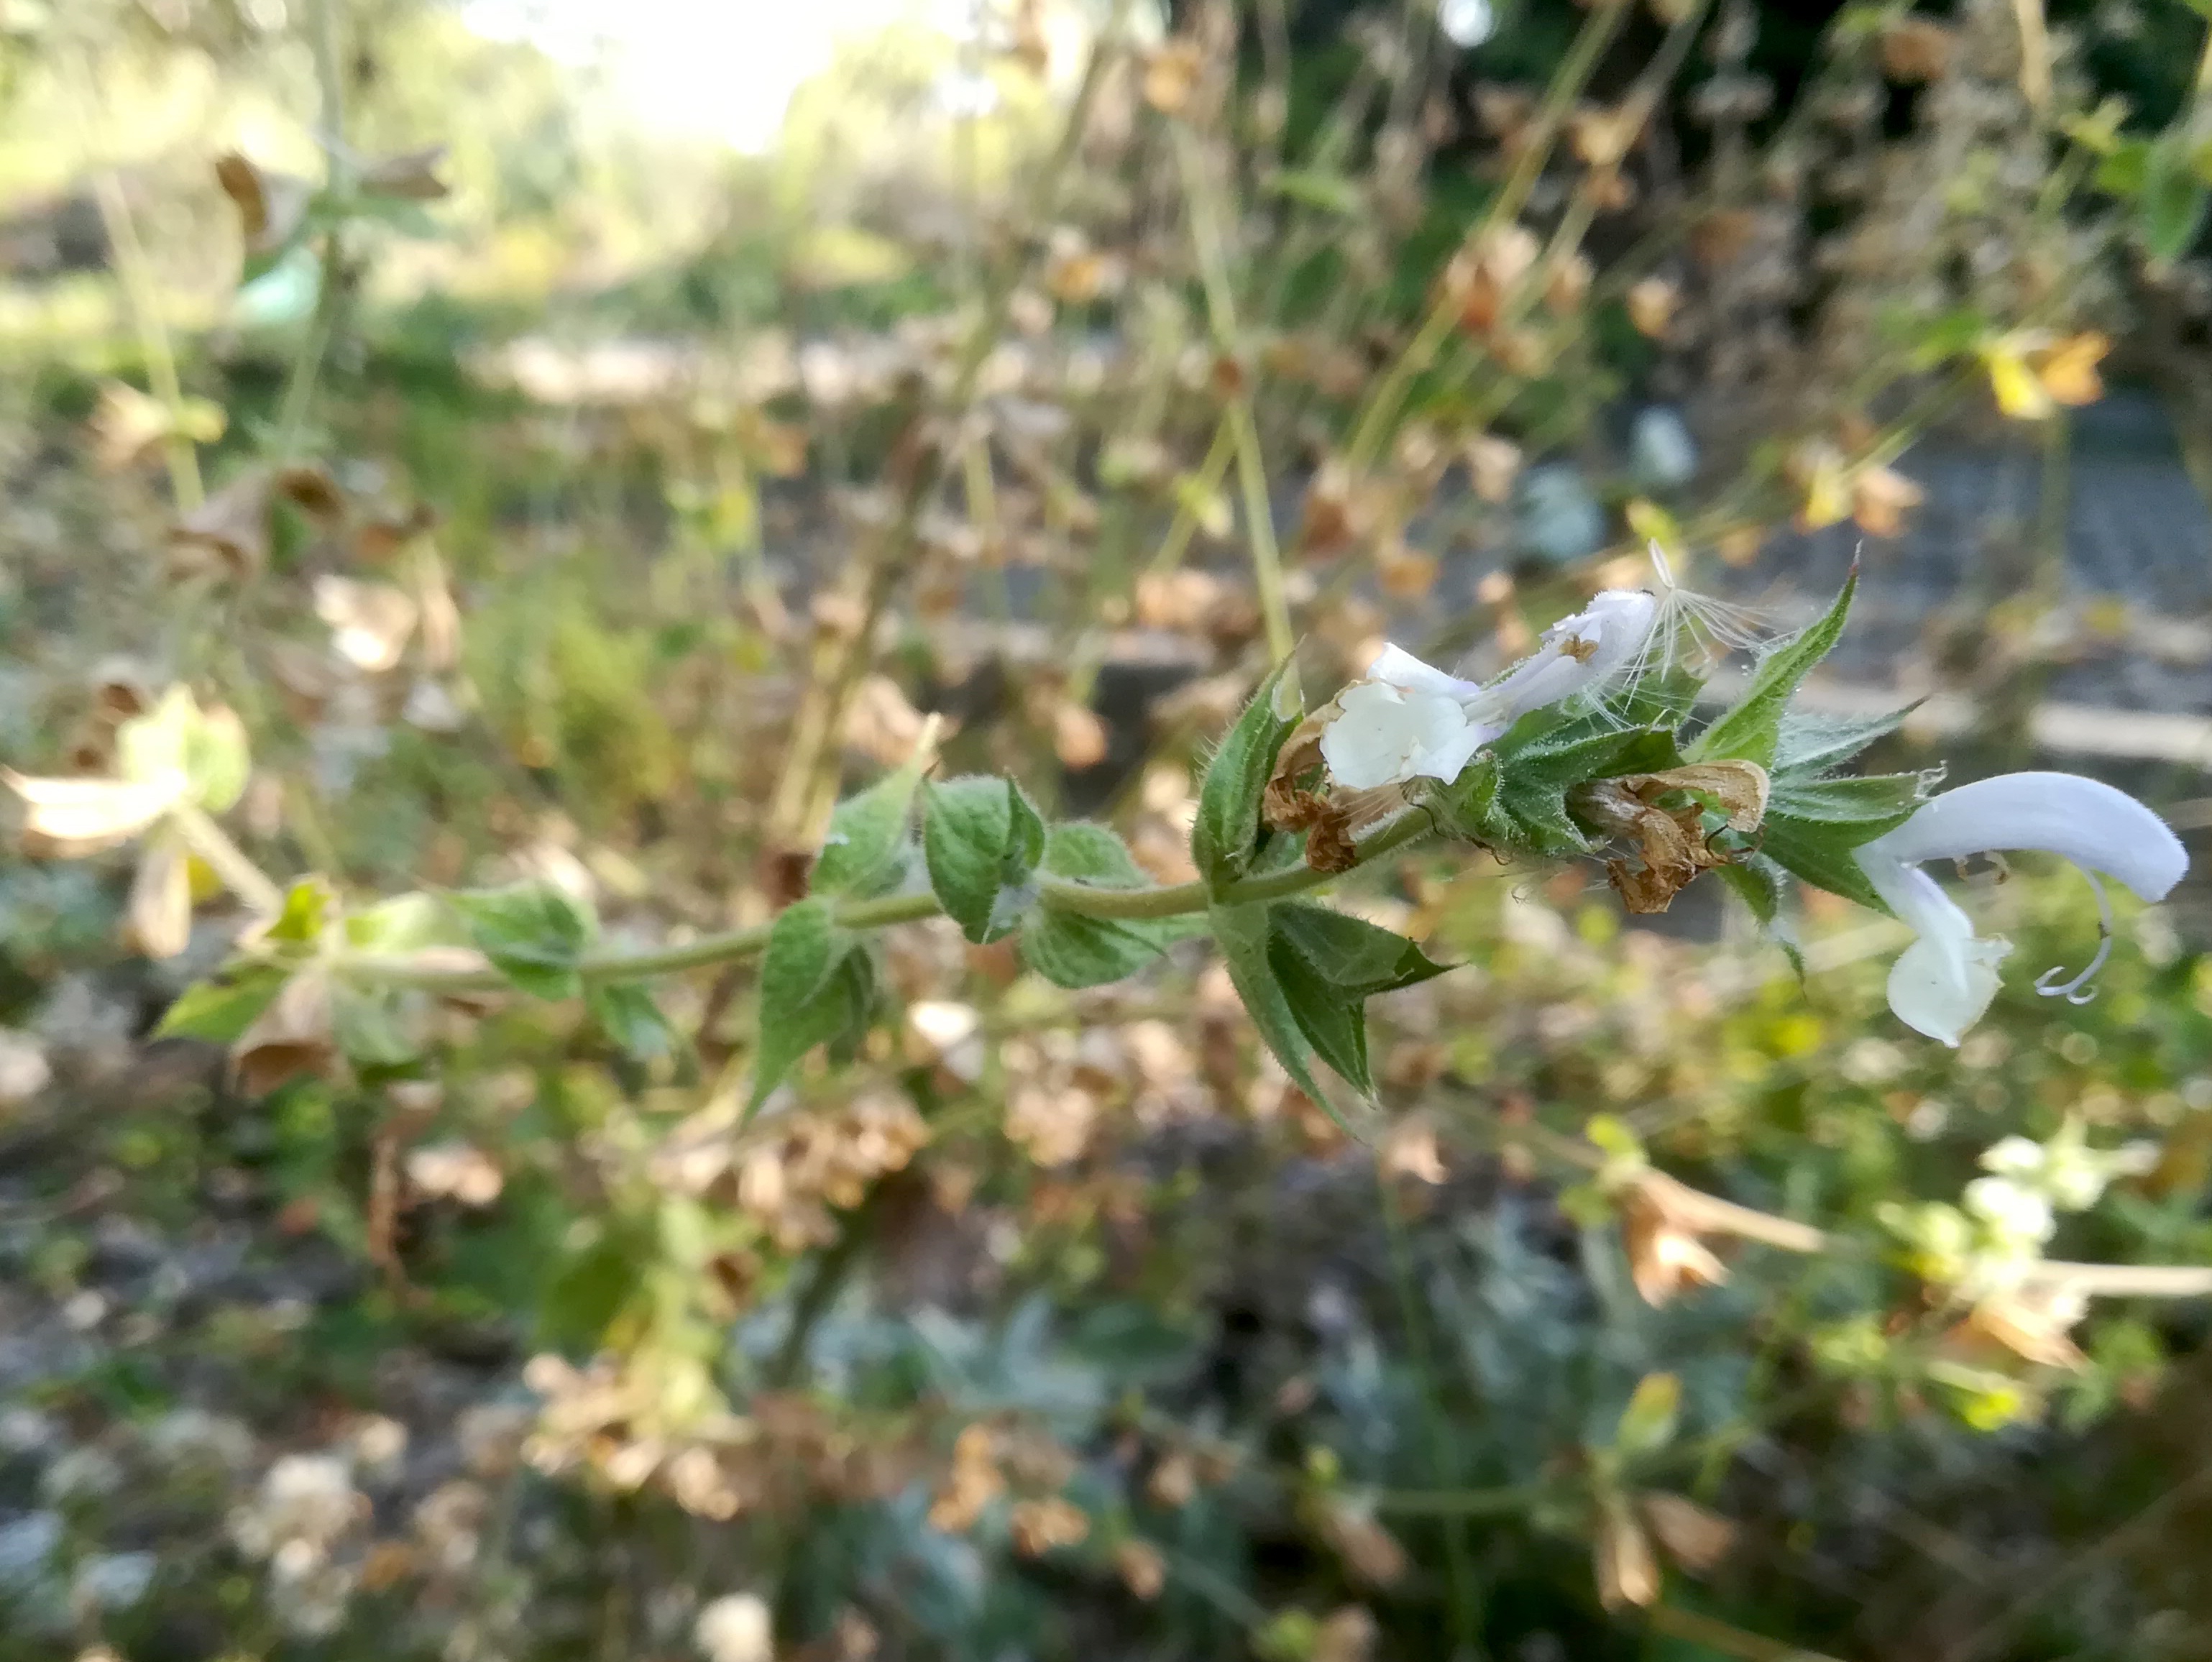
9, 549, 2194, 1358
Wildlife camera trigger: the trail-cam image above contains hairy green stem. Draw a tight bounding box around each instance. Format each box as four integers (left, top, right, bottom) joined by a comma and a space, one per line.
345, 803, 1440, 993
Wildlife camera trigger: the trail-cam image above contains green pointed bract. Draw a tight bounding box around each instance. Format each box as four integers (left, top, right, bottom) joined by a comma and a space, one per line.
1211, 901, 1361, 1131
751, 897, 875, 1112
1772, 704, 1915, 779
1191, 658, 1300, 894
813, 753, 927, 899
1689, 567, 1858, 769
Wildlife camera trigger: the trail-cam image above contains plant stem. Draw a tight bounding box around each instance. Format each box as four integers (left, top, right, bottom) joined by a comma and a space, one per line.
275, 0, 349, 460
1172, 122, 1295, 667
1143, 412, 1236, 577
172, 806, 285, 917
762, 6, 1129, 853
68, 55, 202, 510
1646, 1606, 1846, 1662
766, 1180, 886, 1387
1228, 397, 1295, 668
1343, 0, 1633, 473
345, 797, 1439, 992
1377, 1167, 1487, 1657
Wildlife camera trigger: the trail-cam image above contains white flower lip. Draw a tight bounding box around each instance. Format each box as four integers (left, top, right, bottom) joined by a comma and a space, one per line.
1318, 651, 1500, 791
1856, 771, 2189, 1047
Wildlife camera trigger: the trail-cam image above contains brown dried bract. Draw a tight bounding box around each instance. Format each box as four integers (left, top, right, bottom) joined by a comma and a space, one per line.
1638, 1490, 1738, 1572
1441, 224, 1539, 336
1261, 715, 1329, 832
215, 152, 313, 259
1582, 761, 1768, 914
358, 145, 451, 201
1620, 1178, 1730, 1306
232, 968, 339, 1098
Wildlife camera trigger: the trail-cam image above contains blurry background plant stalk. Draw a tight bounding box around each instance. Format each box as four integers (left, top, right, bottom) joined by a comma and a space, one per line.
761, 4, 1133, 866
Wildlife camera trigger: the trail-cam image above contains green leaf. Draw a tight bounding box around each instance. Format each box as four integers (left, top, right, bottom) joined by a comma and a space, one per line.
345, 891, 461, 953
1024, 910, 1180, 989
1021, 823, 1188, 989
156, 963, 288, 1044
1270, 903, 1449, 998
1265, 169, 1362, 215
1036, 820, 1151, 889
2143, 132, 2211, 264
1190, 659, 1299, 892
1715, 853, 1806, 976
923, 776, 1046, 944
2095, 137, 2150, 201
331, 983, 419, 1070
1689, 569, 1857, 768
538, 1227, 649, 1349
1270, 936, 1373, 1093
589, 981, 676, 1061
1715, 853, 1785, 927
1766, 772, 1924, 832
1772, 705, 1913, 779
1613, 1372, 1681, 1460
447, 881, 597, 1001
1212, 901, 1336, 1116
1760, 812, 1890, 914
814, 755, 925, 898
183, 704, 252, 813
1431, 750, 1512, 845
264, 876, 337, 950
751, 898, 873, 1111
1493, 725, 1676, 855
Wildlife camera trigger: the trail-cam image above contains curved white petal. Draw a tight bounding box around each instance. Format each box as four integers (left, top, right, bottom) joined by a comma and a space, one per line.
1475, 587, 1661, 723
1364, 643, 1483, 702
1863, 771, 2187, 903
1569, 589, 1662, 684
1886, 929, 2009, 1047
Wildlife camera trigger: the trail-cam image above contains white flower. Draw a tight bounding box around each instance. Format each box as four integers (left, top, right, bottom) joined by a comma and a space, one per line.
696, 1592, 774, 1662
1854, 772, 2188, 1047
1438, 0, 1496, 48
1479, 589, 1661, 720
1319, 590, 1661, 790
1963, 1175, 2054, 1248
1319, 646, 1500, 790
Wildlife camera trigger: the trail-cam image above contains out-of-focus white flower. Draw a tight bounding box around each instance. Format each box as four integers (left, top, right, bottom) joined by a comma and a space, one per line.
1516, 462, 1605, 564
1962, 1175, 2055, 1248
1978, 1125, 2158, 1214
231, 1453, 359, 1561
1629, 405, 1698, 489
696, 1592, 774, 1662
1855, 772, 2188, 1045
1438, 0, 1495, 48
